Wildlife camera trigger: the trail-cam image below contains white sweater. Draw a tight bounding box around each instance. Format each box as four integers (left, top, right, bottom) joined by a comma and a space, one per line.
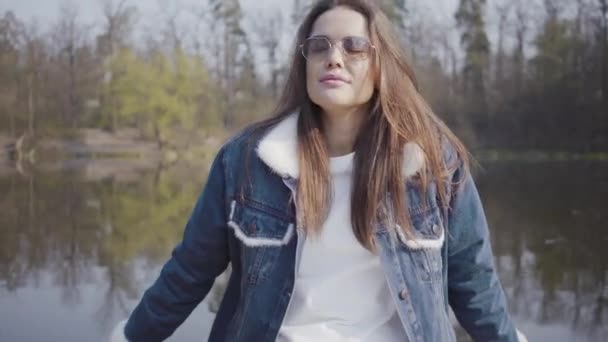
277, 152, 404, 342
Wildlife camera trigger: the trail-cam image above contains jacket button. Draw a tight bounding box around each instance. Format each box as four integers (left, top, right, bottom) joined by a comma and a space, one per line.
432, 223, 441, 235
398, 289, 408, 300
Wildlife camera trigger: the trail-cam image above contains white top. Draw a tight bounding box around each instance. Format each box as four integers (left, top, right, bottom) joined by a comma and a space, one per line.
277, 152, 404, 342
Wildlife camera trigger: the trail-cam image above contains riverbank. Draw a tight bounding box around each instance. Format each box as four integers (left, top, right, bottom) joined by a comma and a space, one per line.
0, 128, 224, 180
1, 128, 224, 162
2, 129, 607, 180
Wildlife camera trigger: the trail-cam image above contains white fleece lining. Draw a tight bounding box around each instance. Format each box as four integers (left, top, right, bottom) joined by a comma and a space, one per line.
516, 329, 528, 342
227, 200, 295, 247
395, 224, 445, 250
255, 111, 425, 179
256, 113, 300, 179
229, 199, 237, 221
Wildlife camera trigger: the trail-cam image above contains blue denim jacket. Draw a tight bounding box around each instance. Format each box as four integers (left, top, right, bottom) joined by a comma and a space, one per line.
122, 113, 523, 342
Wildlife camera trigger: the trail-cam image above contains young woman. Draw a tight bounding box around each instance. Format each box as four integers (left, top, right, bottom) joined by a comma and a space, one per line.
111, 1, 527, 341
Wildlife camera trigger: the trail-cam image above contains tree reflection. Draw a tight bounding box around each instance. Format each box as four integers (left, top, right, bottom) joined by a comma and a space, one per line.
0, 160, 606, 341
478, 161, 608, 341
0, 160, 210, 333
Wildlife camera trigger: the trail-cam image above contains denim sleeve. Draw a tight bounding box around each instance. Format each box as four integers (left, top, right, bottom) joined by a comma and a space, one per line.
123, 148, 231, 341
446, 161, 520, 342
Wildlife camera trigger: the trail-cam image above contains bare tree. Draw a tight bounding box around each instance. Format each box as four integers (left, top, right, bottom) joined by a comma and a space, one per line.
49, 2, 91, 128
512, 0, 530, 94
599, 0, 607, 108
190, 3, 211, 60
157, 1, 186, 52
291, 0, 312, 27
548, 0, 569, 18
208, 0, 247, 129
0, 11, 22, 138
455, 0, 491, 115
19, 20, 45, 136
251, 10, 284, 99
572, 0, 588, 80
98, 0, 136, 57
494, 1, 512, 87
192, 5, 222, 81
438, 29, 460, 100
98, 0, 137, 131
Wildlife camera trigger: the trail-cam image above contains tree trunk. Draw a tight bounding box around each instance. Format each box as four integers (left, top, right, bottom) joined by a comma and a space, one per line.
601, 0, 607, 110
68, 47, 77, 129
27, 74, 35, 135
154, 122, 163, 150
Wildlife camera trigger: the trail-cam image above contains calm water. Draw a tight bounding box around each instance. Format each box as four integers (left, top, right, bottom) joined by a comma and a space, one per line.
0, 159, 606, 341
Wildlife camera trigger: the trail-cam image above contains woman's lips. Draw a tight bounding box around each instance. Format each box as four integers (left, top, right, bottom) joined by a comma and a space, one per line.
320, 79, 347, 87
319, 75, 349, 88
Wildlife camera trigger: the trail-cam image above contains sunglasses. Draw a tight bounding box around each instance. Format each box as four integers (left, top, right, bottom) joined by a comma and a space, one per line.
300, 36, 376, 61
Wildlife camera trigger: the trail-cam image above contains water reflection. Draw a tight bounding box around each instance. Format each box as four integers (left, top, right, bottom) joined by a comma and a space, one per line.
0, 161, 211, 341
477, 161, 608, 342
0, 160, 606, 341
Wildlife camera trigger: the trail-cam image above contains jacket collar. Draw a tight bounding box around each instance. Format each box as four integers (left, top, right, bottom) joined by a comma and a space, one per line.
256, 111, 425, 179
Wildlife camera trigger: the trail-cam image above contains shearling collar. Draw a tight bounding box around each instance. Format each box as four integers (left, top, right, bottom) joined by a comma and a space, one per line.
255, 111, 425, 179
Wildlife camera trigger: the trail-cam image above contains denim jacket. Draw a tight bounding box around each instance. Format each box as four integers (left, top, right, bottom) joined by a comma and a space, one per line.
120, 113, 526, 342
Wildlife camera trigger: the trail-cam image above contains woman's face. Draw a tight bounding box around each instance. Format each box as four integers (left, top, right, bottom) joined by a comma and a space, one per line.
305, 6, 376, 116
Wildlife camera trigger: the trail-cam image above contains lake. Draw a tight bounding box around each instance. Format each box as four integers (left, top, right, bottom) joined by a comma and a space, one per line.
0, 159, 606, 341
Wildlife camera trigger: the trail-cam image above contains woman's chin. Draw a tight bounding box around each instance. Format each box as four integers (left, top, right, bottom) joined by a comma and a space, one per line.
312, 95, 355, 111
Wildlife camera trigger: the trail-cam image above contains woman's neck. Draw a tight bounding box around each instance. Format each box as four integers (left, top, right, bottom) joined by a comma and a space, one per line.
321, 107, 366, 157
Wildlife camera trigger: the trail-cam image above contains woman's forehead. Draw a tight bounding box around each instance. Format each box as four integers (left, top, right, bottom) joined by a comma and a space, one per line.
309, 7, 369, 39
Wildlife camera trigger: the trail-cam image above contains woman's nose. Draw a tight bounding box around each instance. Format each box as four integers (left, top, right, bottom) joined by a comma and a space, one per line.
326, 44, 344, 68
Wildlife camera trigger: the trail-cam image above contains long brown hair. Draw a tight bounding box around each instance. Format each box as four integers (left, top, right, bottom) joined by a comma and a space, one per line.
251, 0, 469, 250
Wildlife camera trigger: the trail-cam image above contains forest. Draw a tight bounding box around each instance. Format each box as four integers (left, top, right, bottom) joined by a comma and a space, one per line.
0, 0, 606, 156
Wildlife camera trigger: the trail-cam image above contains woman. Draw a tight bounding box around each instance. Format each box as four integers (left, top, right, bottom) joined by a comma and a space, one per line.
111, 1, 527, 341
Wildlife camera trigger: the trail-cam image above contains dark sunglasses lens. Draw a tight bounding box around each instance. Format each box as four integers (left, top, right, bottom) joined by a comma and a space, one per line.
343, 37, 370, 54
305, 38, 330, 57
